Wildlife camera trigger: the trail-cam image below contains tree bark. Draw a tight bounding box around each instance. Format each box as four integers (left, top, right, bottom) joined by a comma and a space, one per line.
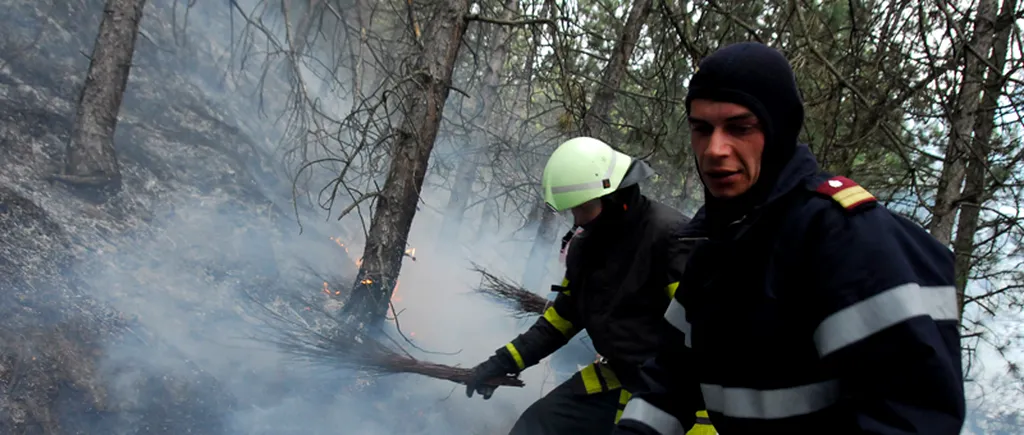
950, 0, 1016, 319
55, 0, 148, 196
929, 0, 997, 245
680, 166, 699, 213
475, 9, 539, 241
521, 0, 653, 286
582, 0, 654, 139
521, 199, 559, 291
344, 0, 470, 326
438, 0, 518, 246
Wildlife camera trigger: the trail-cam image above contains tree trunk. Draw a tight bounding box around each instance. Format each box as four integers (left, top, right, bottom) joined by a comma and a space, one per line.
438, 0, 518, 246
277, 0, 320, 76
55, 0, 147, 197
582, 0, 654, 139
950, 0, 1015, 319
349, 0, 373, 103
521, 200, 560, 291
929, 0, 997, 245
344, 0, 470, 326
680, 166, 699, 213
475, 10, 538, 241
475, 153, 505, 241
520, 0, 653, 285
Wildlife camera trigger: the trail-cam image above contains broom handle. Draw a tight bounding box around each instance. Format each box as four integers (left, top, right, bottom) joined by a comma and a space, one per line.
400, 361, 526, 387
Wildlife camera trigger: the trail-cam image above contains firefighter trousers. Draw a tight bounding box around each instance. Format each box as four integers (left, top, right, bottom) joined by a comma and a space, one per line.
507, 376, 720, 435
508, 376, 622, 435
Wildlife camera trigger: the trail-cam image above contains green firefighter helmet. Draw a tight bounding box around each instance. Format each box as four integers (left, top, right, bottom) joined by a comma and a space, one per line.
541, 137, 654, 212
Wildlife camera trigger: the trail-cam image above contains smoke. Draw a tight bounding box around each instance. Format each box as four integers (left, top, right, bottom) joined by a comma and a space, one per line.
0, 0, 589, 434
0, 0, 607, 431
76, 190, 565, 434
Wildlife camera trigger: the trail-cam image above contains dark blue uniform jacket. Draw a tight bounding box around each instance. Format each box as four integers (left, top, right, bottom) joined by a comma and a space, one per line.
615, 145, 965, 434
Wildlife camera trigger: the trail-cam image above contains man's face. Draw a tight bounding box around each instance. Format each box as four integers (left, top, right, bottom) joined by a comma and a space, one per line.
688, 99, 766, 199
570, 198, 602, 225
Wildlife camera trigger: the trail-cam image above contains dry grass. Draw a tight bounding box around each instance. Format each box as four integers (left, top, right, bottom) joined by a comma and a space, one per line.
469, 262, 548, 318
244, 289, 525, 388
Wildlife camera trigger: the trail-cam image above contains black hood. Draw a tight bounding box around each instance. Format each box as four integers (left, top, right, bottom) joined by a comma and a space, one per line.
685, 42, 805, 224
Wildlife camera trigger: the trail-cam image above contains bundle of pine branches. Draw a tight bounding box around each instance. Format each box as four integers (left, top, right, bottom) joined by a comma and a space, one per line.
245, 289, 523, 388
470, 262, 547, 318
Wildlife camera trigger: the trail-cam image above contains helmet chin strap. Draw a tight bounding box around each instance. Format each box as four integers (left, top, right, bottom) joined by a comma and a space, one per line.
559, 224, 583, 264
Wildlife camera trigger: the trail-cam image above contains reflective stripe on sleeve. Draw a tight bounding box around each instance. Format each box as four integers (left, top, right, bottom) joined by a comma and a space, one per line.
700, 379, 840, 420
504, 343, 525, 370
814, 283, 958, 357
542, 306, 576, 338
663, 299, 691, 347
619, 398, 685, 435
665, 281, 680, 299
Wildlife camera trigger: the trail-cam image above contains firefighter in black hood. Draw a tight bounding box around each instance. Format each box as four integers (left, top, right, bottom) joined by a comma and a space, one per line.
615, 41, 965, 434
464, 137, 717, 435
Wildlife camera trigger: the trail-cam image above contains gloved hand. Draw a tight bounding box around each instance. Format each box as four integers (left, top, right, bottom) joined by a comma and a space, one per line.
465, 352, 520, 400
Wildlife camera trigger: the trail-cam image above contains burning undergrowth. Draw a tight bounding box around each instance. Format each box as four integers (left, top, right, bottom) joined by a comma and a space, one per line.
0, 0, 555, 432
241, 267, 525, 391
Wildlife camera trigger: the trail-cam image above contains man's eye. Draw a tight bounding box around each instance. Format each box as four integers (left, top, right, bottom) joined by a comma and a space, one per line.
728, 125, 756, 135
690, 124, 712, 135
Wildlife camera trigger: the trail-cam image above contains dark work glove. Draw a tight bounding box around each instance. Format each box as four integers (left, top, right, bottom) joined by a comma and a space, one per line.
465, 352, 520, 400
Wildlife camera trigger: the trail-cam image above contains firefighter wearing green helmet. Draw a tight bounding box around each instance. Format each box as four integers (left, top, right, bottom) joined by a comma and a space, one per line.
465, 137, 718, 435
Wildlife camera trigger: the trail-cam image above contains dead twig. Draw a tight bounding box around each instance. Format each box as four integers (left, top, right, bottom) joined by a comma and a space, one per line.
470, 262, 548, 317
243, 285, 522, 388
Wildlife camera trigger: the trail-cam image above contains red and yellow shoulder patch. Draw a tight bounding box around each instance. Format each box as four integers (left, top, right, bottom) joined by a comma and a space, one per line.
815, 176, 876, 211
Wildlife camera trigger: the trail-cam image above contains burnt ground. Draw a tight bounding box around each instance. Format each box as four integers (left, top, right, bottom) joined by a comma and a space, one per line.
0, 183, 234, 434
0, 0, 575, 431
0, 0, 368, 433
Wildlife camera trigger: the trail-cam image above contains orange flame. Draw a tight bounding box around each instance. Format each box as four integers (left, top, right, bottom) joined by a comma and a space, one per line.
330, 236, 349, 253
323, 238, 410, 304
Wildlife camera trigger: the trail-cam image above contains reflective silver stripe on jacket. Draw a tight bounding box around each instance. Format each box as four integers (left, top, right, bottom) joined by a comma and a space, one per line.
619, 398, 685, 435
814, 283, 958, 358
663, 299, 691, 347
701, 380, 840, 420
